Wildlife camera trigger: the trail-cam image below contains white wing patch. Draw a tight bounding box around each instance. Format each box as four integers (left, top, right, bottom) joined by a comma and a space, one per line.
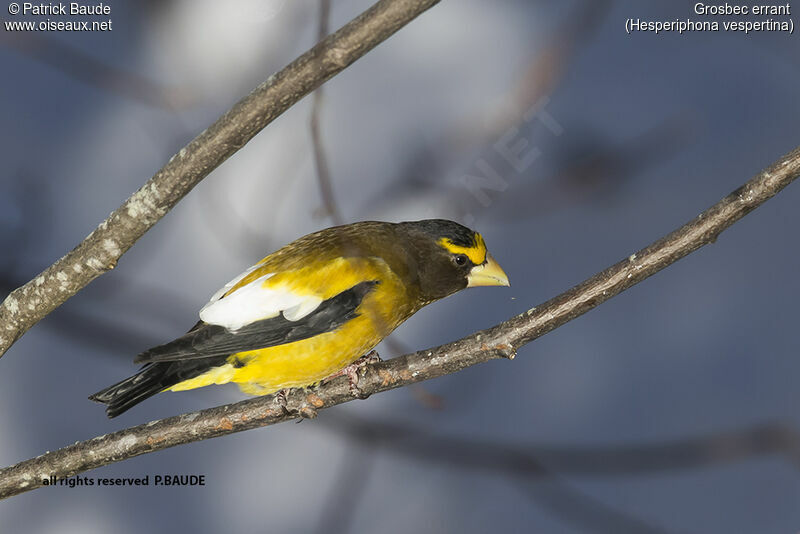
205, 263, 263, 303
199, 270, 322, 331
281, 298, 323, 321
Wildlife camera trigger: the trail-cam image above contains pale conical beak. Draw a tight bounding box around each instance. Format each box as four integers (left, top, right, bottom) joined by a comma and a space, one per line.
467, 253, 510, 287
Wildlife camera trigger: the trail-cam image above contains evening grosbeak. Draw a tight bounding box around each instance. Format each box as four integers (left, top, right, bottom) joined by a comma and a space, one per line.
90, 219, 509, 417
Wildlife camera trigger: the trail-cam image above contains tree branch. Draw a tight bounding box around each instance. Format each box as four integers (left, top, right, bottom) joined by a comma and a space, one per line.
0, 0, 441, 359
1, 145, 799, 500
322, 416, 800, 476
310, 0, 345, 226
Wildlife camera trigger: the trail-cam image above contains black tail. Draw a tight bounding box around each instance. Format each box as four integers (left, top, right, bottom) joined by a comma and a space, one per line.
89, 363, 174, 418
89, 356, 226, 418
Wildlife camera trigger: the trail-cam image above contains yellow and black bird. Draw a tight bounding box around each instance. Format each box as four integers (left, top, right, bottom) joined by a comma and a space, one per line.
90, 219, 509, 417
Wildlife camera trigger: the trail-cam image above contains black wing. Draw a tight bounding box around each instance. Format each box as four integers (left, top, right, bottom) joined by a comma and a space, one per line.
134, 280, 379, 364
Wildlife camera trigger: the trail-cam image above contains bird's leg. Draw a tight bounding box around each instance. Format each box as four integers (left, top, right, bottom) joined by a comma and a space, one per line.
322, 350, 382, 399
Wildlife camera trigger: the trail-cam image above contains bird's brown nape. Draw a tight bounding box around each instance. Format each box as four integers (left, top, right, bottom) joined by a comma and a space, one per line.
390, 220, 481, 302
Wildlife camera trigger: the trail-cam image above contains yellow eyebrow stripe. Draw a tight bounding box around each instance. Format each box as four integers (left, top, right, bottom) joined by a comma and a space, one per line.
438, 234, 487, 265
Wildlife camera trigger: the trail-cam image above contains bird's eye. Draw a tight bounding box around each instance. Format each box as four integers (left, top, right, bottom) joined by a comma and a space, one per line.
454, 254, 468, 266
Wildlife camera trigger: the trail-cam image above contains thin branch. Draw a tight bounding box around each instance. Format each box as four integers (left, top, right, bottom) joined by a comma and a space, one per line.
1, 145, 799, 499
322, 416, 800, 477
310, 0, 344, 225
313, 439, 377, 534
0, 0, 441, 359
514, 476, 668, 534
384, 337, 445, 409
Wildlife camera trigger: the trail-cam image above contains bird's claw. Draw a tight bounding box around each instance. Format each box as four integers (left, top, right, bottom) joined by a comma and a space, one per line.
274, 388, 318, 420
362, 350, 383, 365
322, 350, 382, 399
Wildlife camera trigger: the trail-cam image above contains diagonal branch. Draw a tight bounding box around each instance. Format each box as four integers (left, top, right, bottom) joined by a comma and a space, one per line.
0, 0, 441, 359
1, 145, 799, 500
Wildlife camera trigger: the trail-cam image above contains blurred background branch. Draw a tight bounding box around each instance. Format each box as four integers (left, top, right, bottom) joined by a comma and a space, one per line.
310, 0, 343, 226
315, 414, 800, 533
0, 30, 195, 108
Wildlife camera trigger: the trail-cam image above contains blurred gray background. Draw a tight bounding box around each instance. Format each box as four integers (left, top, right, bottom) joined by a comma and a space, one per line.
1, 1, 799, 532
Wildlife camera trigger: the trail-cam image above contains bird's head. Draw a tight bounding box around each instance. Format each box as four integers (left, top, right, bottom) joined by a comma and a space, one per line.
394, 219, 509, 302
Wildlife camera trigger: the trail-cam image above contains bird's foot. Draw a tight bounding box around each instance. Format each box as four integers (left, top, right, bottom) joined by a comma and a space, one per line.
322, 350, 382, 399
359, 350, 383, 366
274, 388, 318, 420
274, 388, 292, 415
